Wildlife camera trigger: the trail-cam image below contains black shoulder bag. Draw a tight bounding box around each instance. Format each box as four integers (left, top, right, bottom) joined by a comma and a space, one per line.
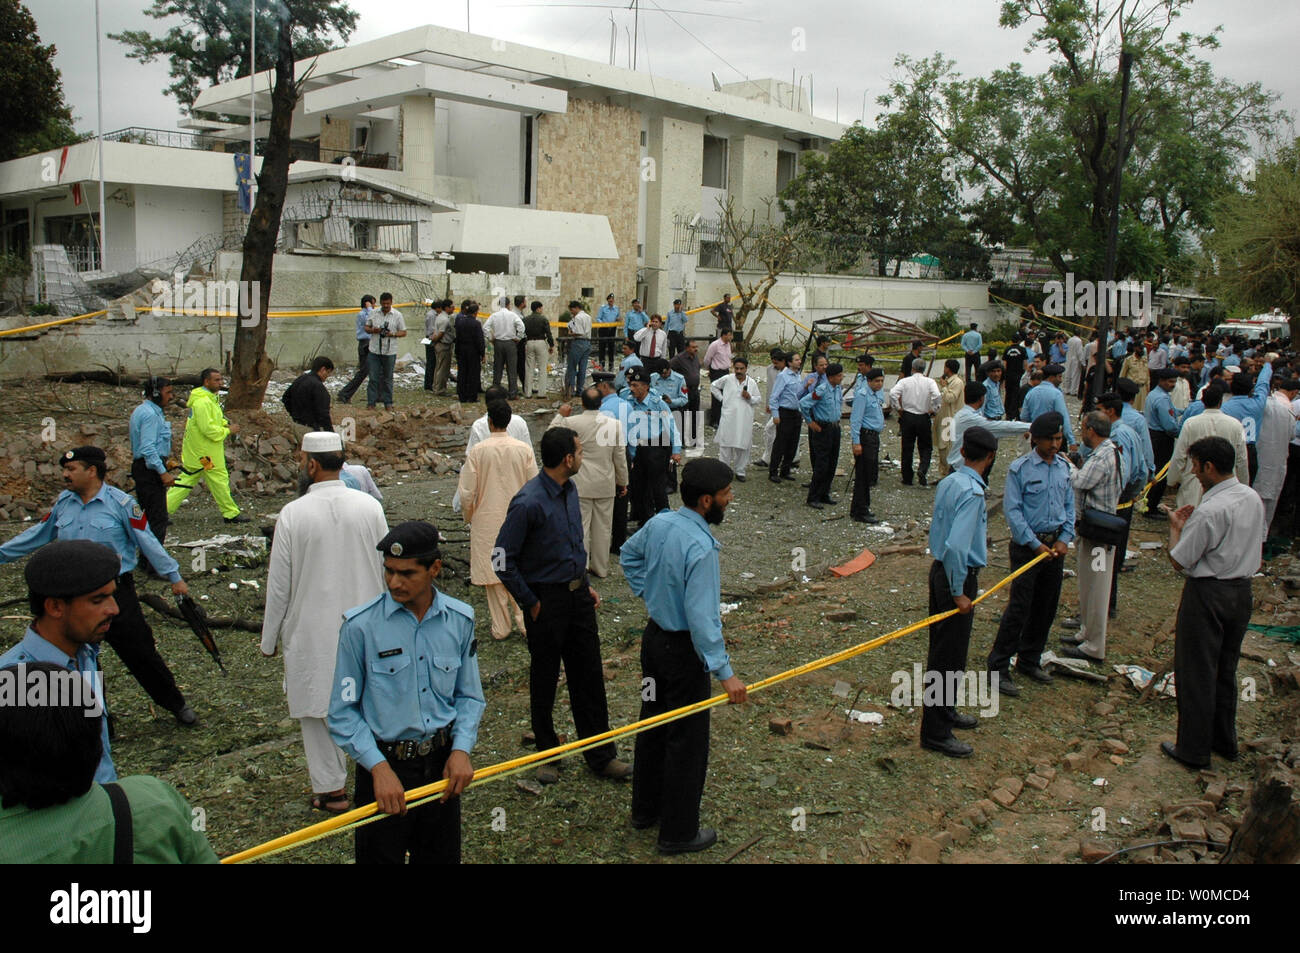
103, 782, 134, 864
1076, 446, 1128, 548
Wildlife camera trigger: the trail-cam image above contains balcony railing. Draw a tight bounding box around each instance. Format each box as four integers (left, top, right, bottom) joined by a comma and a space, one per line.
101, 127, 397, 170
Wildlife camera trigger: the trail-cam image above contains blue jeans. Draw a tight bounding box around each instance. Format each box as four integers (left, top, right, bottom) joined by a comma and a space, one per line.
367, 352, 396, 407
565, 338, 591, 393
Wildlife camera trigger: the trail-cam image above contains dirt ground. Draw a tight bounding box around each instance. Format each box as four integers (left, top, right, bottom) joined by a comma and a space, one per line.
1, 366, 1296, 865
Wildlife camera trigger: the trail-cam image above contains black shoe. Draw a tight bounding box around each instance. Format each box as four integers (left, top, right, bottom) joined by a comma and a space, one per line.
806, 500, 824, 510
952, 713, 979, 730
995, 673, 1020, 697
1016, 662, 1054, 684
921, 736, 973, 758
173, 705, 198, 727
865, 510, 879, 520
918, 476, 928, 486
224, 514, 252, 524
1061, 616, 1082, 630
1160, 740, 1208, 770
901, 480, 913, 487
769, 477, 783, 484
821, 496, 839, 505
657, 828, 717, 855
801, 482, 812, 488
1059, 634, 1083, 646
735, 475, 747, 483
852, 515, 882, 525
754, 460, 768, 468
1059, 644, 1102, 662
630, 814, 659, 830
781, 474, 797, 482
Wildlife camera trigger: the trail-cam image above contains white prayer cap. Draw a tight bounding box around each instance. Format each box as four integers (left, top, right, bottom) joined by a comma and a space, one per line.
1222, 365, 1241, 375
301, 431, 344, 452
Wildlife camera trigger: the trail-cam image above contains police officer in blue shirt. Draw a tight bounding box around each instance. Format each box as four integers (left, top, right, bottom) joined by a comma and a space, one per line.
0, 540, 122, 782
924, 426, 998, 757
768, 350, 803, 483
130, 377, 174, 546
328, 521, 484, 864
1020, 363, 1077, 449
850, 362, 887, 524
1144, 367, 1182, 514
623, 366, 682, 526
800, 362, 844, 509
665, 298, 689, 357
624, 299, 649, 338
981, 360, 1007, 420
622, 458, 745, 854
339, 294, 376, 404
987, 412, 1075, 697
0, 447, 196, 726
961, 324, 983, 381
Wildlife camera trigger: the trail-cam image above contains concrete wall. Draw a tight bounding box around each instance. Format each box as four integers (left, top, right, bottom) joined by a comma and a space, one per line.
433, 100, 525, 207
133, 186, 224, 266
644, 115, 704, 313
535, 96, 640, 307
727, 134, 780, 216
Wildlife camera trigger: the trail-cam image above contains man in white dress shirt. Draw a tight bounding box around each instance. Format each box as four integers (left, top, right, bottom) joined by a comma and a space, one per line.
890, 358, 942, 486
261, 432, 388, 813
634, 314, 669, 360
1166, 383, 1248, 508
485, 297, 527, 399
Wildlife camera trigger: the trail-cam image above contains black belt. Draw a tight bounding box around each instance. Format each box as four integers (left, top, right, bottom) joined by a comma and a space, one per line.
377, 725, 453, 761
1035, 528, 1064, 546
534, 575, 588, 592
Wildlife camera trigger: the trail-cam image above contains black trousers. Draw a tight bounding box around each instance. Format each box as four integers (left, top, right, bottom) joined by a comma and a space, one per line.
850, 428, 880, 518
988, 541, 1065, 672
455, 346, 481, 403
1148, 430, 1175, 510
899, 411, 932, 484
629, 445, 670, 525
612, 448, 632, 550
964, 352, 979, 381
922, 562, 978, 743
1247, 443, 1259, 485
707, 368, 727, 427
769, 408, 802, 479
523, 583, 617, 770
1279, 444, 1300, 537
338, 340, 370, 403
667, 330, 687, 359
681, 388, 701, 448
1005, 371, 1025, 420
1174, 577, 1252, 764
355, 745, 460, 864
424, 343, 436, 390
130, 459, 168, 547
632, 620, 711, 843
1108, 501, 1136, 615
491, 341, 518, 397
596, 326, 616, 368
806, 423, 840, 503
106, 572, 185, 714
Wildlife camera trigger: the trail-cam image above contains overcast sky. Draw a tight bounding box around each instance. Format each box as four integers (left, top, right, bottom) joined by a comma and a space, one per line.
29, 0, 1300, 145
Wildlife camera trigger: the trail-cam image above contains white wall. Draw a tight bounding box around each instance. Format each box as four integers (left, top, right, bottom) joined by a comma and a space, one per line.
132, 186, 224, 267
433, 100, 525, 207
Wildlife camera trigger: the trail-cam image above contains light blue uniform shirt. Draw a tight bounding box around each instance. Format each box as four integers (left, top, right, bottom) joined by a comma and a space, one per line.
599, 391, 631, 423
1004, 451, 1076, 548
624, 309, 649, 336
1144, 387, 1181, 436
1111, 338, 1128, 360
653, 370, 689, 410
614, 353, 642, 391
929, 465, 988, 597
328, 589, 485, 772
1107, 418, 1144, 488
621, 508, 732, 680
0, 484, 180, 581
799, 378, 842, 425
623, 390, 682, 457
947, 405, 1029, 468
961, 330, 983, 353
1120, 403, 1155, 476
1223, 361, 1272, 444
849, 379, 886, 434
597, 304, 621, 329
129, 401, 172, 475
665, 308, 688, 333
0, 629, 115, 783
982, 377, 1005, 419
1180, 399, 1205, 425
355, 307, 373, 341
768, 367, 802, 413
1020, 382, 1075, 446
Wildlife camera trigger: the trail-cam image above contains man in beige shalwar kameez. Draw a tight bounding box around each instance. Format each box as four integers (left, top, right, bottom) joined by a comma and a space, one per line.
458, 400, 538, 640
935, 359, 966, 476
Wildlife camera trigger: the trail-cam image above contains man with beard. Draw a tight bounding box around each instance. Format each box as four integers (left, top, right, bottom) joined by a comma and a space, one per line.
621, 458, 746, 853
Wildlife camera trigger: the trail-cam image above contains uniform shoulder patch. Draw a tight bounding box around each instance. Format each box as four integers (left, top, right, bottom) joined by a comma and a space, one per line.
342, 592, 386, 620
441, 593, 475, 623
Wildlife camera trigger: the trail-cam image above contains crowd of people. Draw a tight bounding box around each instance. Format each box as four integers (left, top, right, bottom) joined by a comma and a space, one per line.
1, 298, 1296, 865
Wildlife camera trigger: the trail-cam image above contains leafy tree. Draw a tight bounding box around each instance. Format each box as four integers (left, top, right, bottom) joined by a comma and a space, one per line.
714, 196, 809, 352
110, 0, 357, 113
887, 0, 1285, 289
779, 111, 962, 277
0, 0, 81, 161
1205, 143, 1300, 340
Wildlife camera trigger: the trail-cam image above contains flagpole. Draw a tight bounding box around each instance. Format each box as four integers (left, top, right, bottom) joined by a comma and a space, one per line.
249, 0, 256, 203
94, 0, 106, 270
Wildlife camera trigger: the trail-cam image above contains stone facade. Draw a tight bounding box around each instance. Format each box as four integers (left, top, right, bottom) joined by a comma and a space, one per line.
319, 115, 352, 158
536, 96, 639, 310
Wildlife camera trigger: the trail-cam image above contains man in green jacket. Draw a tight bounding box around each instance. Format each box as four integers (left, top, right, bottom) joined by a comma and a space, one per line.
166, 368, 249, 523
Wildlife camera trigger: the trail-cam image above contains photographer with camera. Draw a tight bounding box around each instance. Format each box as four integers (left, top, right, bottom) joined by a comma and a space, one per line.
365, 292, 407, 409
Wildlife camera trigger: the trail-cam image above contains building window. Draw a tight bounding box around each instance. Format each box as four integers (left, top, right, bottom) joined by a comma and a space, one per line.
581, 287, 594, 298
777, 151, 797, 192
640, 130, 647, 147
702, 135, 727, 189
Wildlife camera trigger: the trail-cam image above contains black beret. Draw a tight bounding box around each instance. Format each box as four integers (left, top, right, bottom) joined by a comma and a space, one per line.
1157, 367, 1181, 380
1172, 356, 1191, 366
26, 540, 120, 597
377, 521, 441, 561
60, 446, 106, 468
981, 360, 1004, 372
626, 366, 652, 384
864, 368, 884, 380
1043, 363, 1065, 376
590, 371, 615, 383
825, 363, 843, 376
962, 426, 998, 456
1116, 378, 1140, 398
681, 458, 732, 496
856, 353, 874, 365
1030, 411, 1064, 437
964, 381, 986, 404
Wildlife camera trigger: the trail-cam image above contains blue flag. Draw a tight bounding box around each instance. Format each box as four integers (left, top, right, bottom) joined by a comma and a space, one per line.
235, 154, 254, 213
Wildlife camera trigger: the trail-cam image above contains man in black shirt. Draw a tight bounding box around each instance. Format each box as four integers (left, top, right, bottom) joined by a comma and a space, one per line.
282, 356, 334, 437
670, 339, 702, 448
710, 294, 734, 338
1002, 334, 1028, 420
522, 300, 555, 398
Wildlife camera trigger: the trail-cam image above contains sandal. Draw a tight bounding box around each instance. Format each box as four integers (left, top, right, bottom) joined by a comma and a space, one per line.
310, 791, 350, 814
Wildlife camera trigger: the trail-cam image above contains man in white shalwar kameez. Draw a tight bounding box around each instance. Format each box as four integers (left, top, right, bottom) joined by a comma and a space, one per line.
1255, 384, 1298, 528
452, 386, 534, 513
711, 357, 763, 479
1167, 385, 1249, 509
457, 400, 538, 640
261, 432, 388, 813
1063, 334, 1085, 396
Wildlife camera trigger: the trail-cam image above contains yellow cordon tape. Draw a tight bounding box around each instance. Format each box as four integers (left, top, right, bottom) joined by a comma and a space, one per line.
1116, 460, 1171, 511
221, 550, 1051, 864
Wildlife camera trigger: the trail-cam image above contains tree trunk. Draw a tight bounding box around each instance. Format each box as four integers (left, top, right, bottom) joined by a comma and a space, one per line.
226, 13, 297, 411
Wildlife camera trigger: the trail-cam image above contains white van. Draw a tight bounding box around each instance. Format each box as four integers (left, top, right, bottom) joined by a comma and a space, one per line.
1212, 311, 1290, 345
